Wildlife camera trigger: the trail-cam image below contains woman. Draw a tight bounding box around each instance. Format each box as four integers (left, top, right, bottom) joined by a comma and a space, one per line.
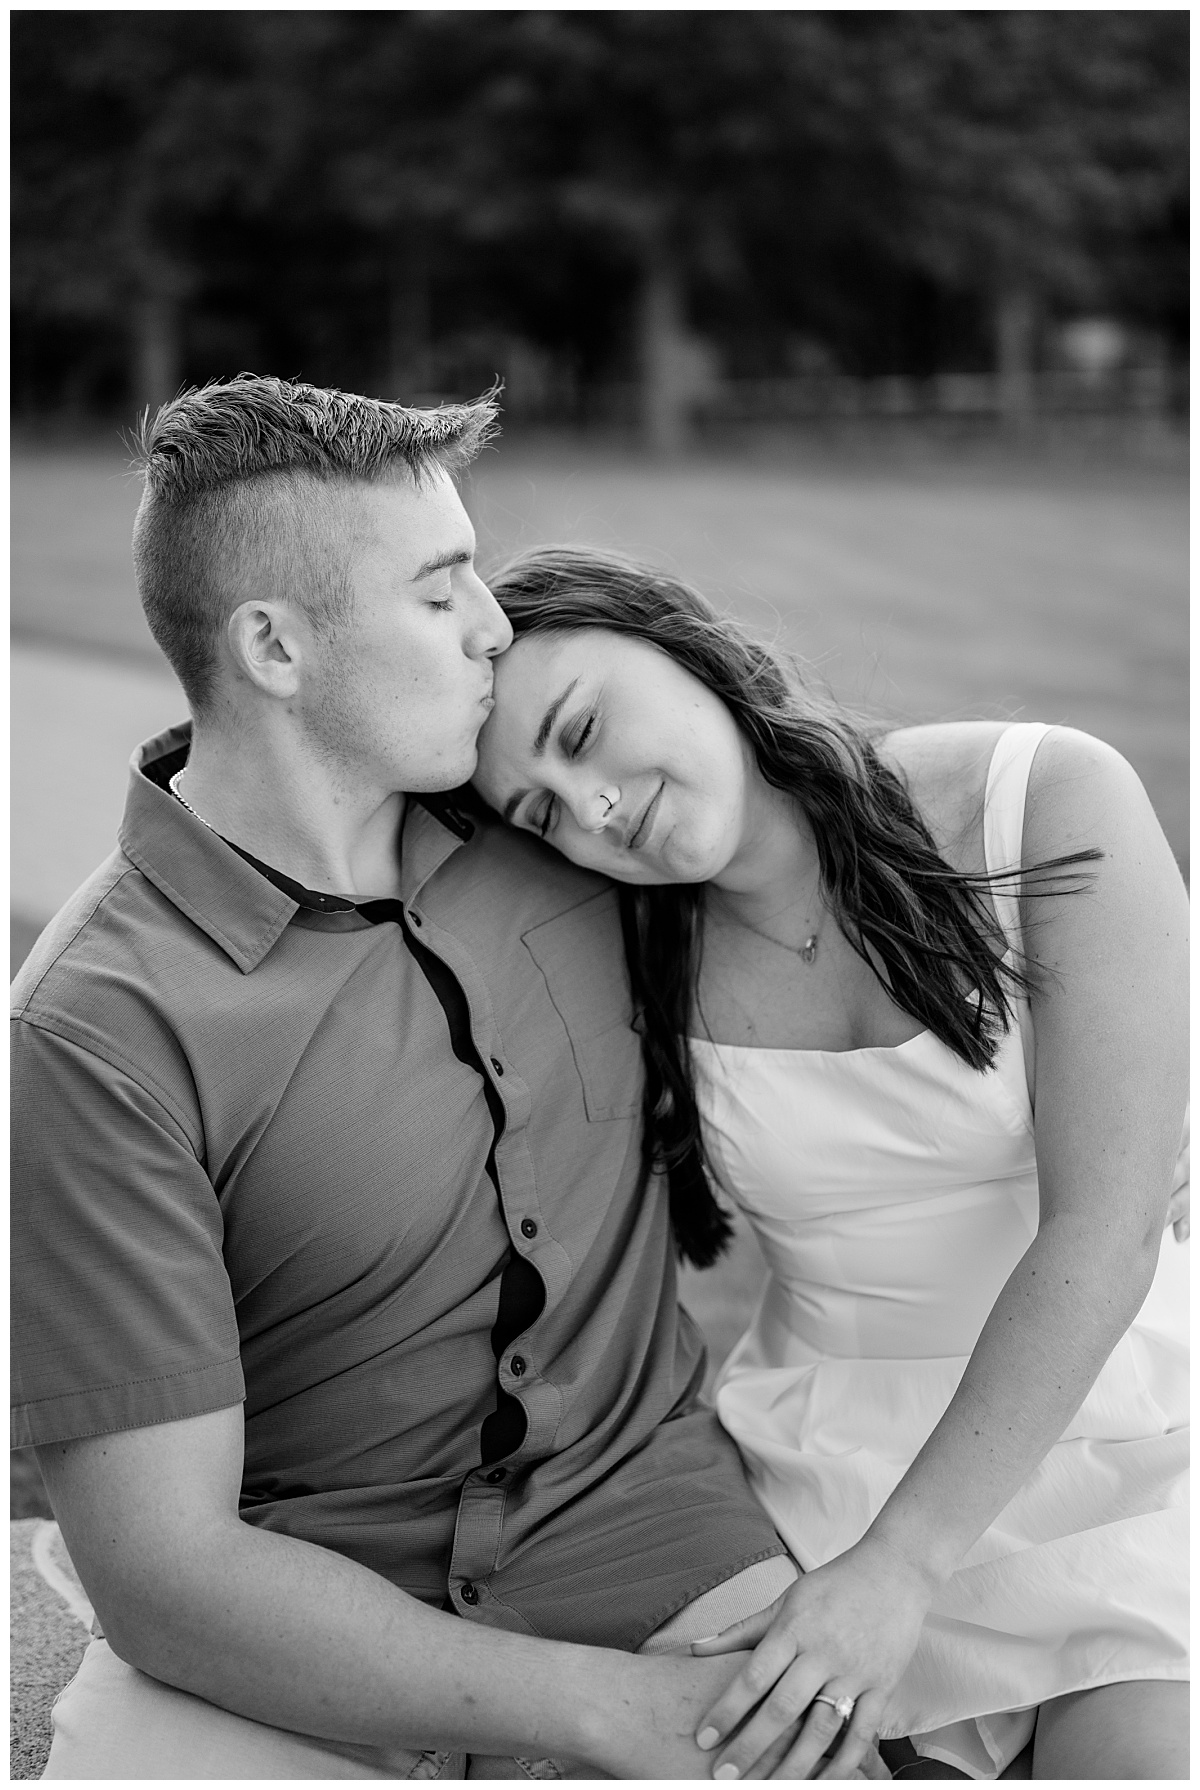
472, 546, 1189, 1781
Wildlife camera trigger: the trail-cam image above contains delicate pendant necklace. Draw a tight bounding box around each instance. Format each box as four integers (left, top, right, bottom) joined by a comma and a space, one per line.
712, 895, 822, 965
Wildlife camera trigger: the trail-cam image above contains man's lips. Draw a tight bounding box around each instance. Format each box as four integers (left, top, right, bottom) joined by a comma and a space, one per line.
627, 782, 663, 852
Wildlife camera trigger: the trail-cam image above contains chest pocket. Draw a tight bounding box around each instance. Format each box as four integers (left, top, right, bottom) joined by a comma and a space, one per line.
522, 890, 640, 1122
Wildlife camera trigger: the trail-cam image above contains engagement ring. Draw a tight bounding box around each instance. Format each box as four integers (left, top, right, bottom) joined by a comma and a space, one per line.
813, 1693, 856, 1723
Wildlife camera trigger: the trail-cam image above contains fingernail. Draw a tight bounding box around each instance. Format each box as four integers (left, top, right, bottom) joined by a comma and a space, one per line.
714, 1767, 740, 1782
697, 1727, 721, 1751
693, 1635, 720, 1645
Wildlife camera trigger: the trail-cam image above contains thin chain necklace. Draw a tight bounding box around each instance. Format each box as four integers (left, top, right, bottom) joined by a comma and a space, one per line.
168, 768, 219, 834
710, 891, 823, 965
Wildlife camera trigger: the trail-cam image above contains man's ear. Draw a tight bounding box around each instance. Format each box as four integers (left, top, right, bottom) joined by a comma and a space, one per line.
226, 601, 305, 698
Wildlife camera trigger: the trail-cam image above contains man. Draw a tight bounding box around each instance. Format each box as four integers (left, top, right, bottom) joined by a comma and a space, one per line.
12, 378, 878, 1778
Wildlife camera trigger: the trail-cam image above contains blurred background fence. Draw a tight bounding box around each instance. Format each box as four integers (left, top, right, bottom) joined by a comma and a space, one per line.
10, 10, 1189, 1516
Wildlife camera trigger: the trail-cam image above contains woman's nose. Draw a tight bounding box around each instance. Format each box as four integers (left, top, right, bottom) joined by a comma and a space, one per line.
573, 785, 620, 833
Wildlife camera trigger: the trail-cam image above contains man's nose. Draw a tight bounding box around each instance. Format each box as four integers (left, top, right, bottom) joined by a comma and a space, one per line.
470, 577, 513, 657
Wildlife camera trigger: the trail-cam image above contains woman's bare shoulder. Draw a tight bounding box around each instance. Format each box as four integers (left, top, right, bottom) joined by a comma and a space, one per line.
1020, 725, 1151, 863
879, 722, 1148, 868
876, 721, 1009, 866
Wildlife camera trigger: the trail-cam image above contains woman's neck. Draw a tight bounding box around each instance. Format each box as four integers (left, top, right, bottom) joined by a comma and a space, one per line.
710, 774, 823, 926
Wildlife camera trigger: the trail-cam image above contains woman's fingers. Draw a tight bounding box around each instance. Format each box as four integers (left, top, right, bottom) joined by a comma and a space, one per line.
706, 1659, 830, 1779
759, 1680, 866, 1782
696, 1623, 806, 1756
812, 1692, 889, 1780
736, 1721, 807, 1781
853, 1738, 893, 1780
692, 1598, 783, 1658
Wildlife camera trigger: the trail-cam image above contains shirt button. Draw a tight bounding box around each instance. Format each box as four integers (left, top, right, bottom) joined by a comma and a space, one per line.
460, 1582, 479, 1605
485, 1467, 507, 1484
520, 1218, 538, 1239
490, 1057, 504, 1076
510, 1355, 526, 1378
409, 912, 423, 928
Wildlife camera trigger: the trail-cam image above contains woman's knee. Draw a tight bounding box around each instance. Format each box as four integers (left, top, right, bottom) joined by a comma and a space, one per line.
1032, 1678, 1189, 1780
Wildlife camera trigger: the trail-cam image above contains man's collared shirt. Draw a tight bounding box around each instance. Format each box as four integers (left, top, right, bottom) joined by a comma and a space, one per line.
11, 725, 783, 1652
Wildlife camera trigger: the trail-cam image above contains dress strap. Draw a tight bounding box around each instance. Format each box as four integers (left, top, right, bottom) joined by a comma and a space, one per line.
983, 723, 1054, 959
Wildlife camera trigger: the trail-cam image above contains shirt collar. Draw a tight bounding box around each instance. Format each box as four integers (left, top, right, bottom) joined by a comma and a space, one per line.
119, 723, 472, 973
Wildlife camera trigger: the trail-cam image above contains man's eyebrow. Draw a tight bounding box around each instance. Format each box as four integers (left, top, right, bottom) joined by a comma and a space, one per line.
413, 547, 473, 579
500, 679, 582, 826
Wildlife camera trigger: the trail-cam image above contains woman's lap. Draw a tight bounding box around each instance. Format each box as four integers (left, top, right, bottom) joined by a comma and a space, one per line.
1031, 1678, 1189, 1780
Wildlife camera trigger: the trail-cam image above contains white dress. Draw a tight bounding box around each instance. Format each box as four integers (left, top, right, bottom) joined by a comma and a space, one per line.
693, 723, 1189, 1778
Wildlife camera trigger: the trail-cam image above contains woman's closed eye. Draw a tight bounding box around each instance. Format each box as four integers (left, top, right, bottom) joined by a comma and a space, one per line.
531, 794, 559, 838
564, 712, 596, 756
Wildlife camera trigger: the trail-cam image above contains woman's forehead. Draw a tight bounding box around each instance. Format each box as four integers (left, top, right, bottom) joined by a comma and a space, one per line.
496, 626, 660, 684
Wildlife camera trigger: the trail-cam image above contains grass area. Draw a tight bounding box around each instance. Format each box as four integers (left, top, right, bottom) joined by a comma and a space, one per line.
10, 432, 1188, 1517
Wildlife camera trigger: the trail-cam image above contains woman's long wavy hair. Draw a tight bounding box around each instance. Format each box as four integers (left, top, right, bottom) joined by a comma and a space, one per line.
488, 545, 1097, 1269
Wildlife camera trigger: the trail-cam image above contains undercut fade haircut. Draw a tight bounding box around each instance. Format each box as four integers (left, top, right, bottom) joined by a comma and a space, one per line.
131, 375, 500, 712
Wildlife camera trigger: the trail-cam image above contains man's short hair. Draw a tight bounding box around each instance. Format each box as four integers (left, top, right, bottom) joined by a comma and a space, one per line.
131, 375, 499, 713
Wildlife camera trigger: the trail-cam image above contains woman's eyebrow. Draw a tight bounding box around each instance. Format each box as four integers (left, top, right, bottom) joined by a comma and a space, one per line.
500, 677, 583, 822
532, 678, 581, 754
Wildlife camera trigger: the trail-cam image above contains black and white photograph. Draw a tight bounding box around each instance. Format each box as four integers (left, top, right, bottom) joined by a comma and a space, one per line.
11, 9, 1189, 1780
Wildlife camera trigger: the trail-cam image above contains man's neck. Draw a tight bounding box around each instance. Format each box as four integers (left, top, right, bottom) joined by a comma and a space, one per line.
177, 723, 407, 902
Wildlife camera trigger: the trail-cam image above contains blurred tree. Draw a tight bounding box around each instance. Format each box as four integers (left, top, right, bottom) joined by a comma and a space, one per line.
853, 11, 1190, 412
455, 11, 873, 451
11, 10, 1189, 431
283, 13, 485, 399
11, 12, 309, 415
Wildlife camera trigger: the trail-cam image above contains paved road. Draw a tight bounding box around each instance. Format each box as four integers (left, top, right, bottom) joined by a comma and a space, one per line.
12, 642, 185, 927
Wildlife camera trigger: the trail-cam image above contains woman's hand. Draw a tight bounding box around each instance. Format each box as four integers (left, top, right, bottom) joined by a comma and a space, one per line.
691, 1533, 937, 1780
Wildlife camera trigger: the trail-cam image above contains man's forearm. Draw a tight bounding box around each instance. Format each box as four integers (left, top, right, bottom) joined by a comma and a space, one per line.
98, 1513, 607, 1763
95, 1513, 742, 1773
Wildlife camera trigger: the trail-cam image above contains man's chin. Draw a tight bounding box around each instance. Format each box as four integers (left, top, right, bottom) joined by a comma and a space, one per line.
402, 745, 479, 796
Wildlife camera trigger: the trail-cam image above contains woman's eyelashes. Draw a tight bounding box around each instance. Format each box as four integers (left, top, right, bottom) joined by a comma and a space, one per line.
565, 711, 596, 757
524, 714, 599, 836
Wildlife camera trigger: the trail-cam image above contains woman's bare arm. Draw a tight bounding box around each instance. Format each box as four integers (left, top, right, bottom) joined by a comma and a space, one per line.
691, 728, 1188, 1780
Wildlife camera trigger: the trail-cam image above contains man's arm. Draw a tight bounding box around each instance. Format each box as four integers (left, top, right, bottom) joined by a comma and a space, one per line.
38, 1404, 748, 1776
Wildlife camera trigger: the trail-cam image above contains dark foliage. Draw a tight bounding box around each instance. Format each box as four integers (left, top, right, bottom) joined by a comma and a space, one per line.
12, 11, 1189, 419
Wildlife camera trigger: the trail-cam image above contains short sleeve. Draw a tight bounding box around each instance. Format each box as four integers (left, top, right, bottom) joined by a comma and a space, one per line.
11, 1018, 245, 1448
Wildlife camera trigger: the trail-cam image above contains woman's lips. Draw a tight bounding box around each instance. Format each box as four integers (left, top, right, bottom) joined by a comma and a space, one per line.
628, 782, 664, 852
